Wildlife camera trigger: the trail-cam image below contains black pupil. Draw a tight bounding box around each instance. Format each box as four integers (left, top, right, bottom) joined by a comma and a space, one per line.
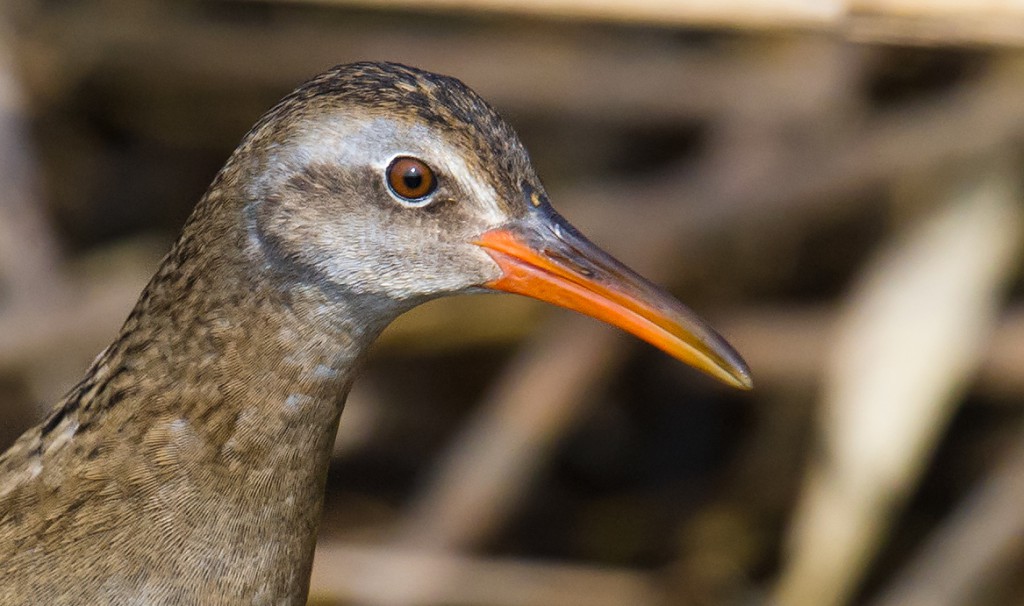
403, 167, 423, 192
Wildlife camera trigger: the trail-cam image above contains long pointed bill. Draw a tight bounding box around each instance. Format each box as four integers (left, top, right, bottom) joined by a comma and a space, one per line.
474, 211, 752, 390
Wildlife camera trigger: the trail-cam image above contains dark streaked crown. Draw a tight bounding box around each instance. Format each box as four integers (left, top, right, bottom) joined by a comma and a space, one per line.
243, 61, 536, 202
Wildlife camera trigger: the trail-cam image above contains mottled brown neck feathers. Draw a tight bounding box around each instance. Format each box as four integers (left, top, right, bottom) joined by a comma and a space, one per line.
0, 179, 396, 603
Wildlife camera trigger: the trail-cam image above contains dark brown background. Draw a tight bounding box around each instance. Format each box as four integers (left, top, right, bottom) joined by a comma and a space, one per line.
1, 2, 1022, 604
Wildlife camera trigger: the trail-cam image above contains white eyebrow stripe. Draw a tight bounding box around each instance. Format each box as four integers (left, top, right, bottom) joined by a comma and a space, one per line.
283, 115, 508, 227
434, 149, 505, 226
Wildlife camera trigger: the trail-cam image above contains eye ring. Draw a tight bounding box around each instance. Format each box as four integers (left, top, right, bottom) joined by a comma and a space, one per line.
386, 156, 437, 203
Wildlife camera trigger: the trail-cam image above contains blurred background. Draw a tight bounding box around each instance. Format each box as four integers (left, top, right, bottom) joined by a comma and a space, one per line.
1, 1, 1023, 604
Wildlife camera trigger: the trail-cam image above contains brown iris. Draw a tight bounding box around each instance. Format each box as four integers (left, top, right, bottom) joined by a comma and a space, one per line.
387, 156, 437, 201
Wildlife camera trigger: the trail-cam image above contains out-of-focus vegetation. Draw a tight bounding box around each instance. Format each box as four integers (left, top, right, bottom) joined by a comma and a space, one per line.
1, 1, 1022, 604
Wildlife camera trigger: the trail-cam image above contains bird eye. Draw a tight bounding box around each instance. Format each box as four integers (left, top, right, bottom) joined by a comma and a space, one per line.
386, 156, 437, 203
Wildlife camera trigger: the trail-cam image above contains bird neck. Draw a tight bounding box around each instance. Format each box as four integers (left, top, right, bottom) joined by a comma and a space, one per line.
91, 218, 390, 597
0, 199, 399, 602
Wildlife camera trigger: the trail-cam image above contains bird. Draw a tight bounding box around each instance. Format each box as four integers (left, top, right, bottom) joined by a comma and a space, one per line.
0, 62, 751, 604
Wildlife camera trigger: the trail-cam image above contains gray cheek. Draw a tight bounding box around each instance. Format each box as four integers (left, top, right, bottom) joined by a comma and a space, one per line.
468, 244, 505, 284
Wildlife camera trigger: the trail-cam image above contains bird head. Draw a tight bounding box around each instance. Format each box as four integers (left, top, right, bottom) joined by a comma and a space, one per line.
232, 62, 750, 389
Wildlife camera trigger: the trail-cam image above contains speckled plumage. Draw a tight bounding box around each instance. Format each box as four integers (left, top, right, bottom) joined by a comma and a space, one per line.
0, 61, 750, 605
0, 62, 536, 604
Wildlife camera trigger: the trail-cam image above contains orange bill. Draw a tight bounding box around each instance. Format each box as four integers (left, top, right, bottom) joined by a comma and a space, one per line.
474, 214, 752, 390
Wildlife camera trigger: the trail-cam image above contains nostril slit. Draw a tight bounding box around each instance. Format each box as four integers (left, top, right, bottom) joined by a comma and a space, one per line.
544, 247, 596, 278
